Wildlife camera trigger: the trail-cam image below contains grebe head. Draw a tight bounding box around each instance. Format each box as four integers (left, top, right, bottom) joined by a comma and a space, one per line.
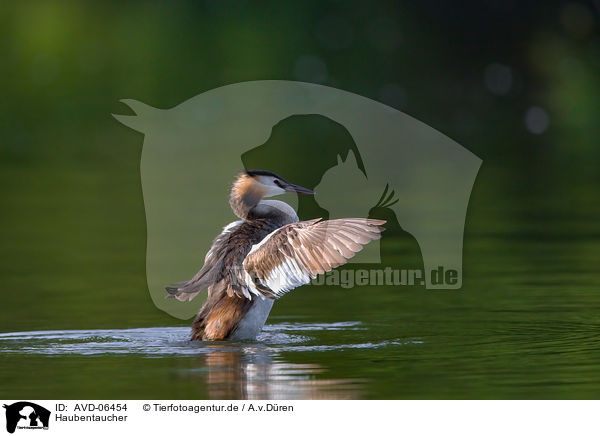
244, 170, 314, 196
230, 170, 314, 219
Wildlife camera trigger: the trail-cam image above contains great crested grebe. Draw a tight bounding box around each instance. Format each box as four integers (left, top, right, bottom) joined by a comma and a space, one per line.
166, 170, 385, 341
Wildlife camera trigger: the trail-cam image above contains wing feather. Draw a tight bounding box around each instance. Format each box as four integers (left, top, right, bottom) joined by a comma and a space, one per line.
165, 220, 244, 301
243, 218, 385, 299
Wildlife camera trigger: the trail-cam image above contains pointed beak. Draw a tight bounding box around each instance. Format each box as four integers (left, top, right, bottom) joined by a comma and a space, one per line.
284, 183, 314, 195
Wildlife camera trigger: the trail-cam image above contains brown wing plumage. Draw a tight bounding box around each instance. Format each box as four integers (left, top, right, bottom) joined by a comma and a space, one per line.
165, 219, 277, 301
243, 218, 386, 299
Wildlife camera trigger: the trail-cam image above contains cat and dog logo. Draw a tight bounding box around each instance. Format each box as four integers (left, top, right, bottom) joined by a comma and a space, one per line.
3, 402, 50, 433
114, 80, 482, 320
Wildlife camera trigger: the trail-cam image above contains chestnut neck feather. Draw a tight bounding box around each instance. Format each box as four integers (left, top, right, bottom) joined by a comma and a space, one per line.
229, 174, 265, 219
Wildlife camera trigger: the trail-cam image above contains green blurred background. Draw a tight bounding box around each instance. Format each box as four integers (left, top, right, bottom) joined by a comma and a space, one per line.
1, 1, 599, 399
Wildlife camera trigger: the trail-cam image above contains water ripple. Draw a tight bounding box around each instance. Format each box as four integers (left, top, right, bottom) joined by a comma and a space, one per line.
0, 322, 418, 357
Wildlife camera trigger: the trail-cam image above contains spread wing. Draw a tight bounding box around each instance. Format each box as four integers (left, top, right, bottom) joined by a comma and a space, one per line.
243, 218, 386, 299
165, 220, 244, 301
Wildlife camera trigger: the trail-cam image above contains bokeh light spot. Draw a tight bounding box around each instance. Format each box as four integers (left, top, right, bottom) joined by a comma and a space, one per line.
484, 63, 513, 95
525, 106, 550, 134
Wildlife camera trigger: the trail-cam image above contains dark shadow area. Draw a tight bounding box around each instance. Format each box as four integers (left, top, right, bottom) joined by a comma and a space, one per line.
241, 114, 365, 221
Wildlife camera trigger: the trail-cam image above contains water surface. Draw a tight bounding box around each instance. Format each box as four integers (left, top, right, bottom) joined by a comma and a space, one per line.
0, 322, 420, 399
1, 169, 599, 399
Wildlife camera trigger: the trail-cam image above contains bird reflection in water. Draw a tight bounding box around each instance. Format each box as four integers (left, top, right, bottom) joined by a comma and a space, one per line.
187, 345, 364, 399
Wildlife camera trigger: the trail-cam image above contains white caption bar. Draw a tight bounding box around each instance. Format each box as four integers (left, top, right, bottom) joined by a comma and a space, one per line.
1, 400, 597, 436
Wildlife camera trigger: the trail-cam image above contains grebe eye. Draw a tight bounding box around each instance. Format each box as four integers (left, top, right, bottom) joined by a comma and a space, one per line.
274, 179, 283, 188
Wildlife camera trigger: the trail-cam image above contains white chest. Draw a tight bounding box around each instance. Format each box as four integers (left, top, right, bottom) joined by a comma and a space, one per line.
228, 297, 275, 341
